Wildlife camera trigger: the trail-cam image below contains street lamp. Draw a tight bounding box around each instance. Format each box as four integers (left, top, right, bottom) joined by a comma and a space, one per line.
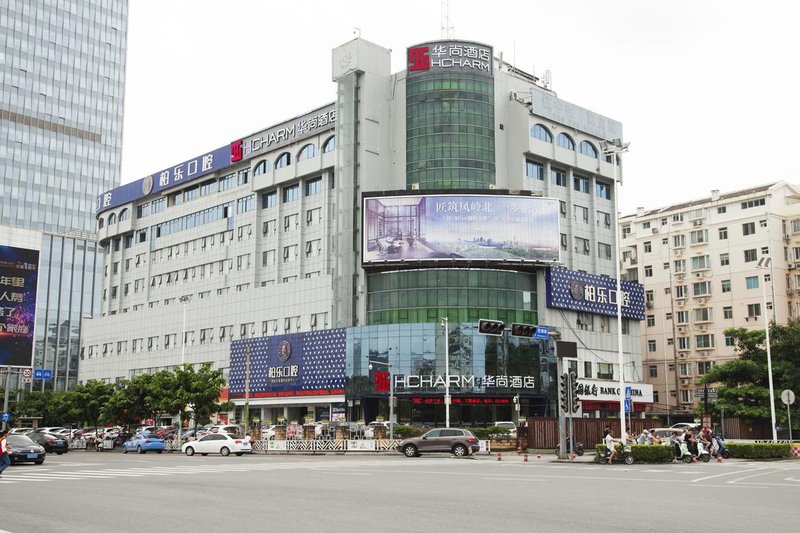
440, 317, 450, 428
756, 256, 778, 442
600, 138, 630, 443
177, 295, 191, 444
368, 360, 394, 439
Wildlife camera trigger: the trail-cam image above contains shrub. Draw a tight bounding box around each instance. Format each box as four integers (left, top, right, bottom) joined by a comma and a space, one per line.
467, 427, 491, 440
392, 425, 422, 439
727, 443, 791, 459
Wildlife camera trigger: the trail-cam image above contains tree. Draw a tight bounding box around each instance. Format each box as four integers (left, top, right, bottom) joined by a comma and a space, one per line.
699, 320, 800, 425
67, 381, 115, 431
175, 364, 232, 431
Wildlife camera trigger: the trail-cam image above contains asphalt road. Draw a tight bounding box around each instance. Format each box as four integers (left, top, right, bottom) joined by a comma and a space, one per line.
3, 451, 799, 533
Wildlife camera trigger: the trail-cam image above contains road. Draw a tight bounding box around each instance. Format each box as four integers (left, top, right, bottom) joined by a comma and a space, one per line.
3, 451, 800, 532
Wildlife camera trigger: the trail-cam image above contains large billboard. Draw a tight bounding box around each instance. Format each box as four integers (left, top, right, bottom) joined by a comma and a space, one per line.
407, 40, 493, 78
0, 245, 39, 367
362, 194, 560, 265
228, 329, 346, 399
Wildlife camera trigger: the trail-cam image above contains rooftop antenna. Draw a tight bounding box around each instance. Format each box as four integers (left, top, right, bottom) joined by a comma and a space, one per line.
441, 0, 454, 38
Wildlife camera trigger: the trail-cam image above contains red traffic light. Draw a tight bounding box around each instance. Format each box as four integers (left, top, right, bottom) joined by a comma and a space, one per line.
478, 319, 505, 336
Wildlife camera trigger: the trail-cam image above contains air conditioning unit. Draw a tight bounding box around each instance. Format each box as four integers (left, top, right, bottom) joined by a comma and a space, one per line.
489, 184, 497, 190
787, 289, 794, 296
677, 326, 686, 333
699, 350, 709, 357
698, 325, 706, 331
695, 272, 703, 278
646, 301, 654, 309
675, 249, 683, 256
677, 300, 685, 307
796, 289, 800, 296
697, 297, 706, 304
790, 264, 796, 270
651, 228, 659, 234
785, 234, 791, 242
681, 378, 690, 385
676, 274, 685, 281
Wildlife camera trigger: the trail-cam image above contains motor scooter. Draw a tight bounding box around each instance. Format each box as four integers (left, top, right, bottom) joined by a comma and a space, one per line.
599, 444, 633, 465
711, 436, 731, 459
674, 441, 693, 463
555, 440, 585, 457
696, 441, 711, 462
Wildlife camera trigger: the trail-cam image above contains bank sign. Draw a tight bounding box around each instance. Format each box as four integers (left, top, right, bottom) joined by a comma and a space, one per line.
407, 40, 493, 77
228, 329, 346, 399
0, 245, 39, 367
545, 267, 645, 320
576, 380, 653, 403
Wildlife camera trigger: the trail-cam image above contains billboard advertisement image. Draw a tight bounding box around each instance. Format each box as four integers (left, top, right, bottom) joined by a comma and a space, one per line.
0, 245, 39, 367
363, 194, 560, 264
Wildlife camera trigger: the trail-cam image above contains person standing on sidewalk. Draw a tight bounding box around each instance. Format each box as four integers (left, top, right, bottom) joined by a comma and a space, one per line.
0, 429, 10, 477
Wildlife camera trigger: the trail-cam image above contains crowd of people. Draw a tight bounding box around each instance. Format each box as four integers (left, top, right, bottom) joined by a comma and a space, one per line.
602, 425, 721, 464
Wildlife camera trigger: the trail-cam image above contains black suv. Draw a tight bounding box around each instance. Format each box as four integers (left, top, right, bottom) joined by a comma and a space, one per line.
398, 428, 480, 457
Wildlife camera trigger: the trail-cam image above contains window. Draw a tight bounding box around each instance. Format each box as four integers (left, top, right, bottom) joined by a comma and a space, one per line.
574, 205, 589, 223
744, 249, 757, 262
236, 254, 251, 271
693, 281, 711, 296
673, 259, 686, 272
583, 361, 592, 379
723, 306, 733, 319
675, 286, 688, 298
597, 363, 613, 380
643, 221, 651, 229
696, 334, 715, 348
596, 181, 612, 200
576, 313, 593, 331
694, 307, 713, 322
697, 361, 714, 375
720, 253, 730, 266
648, 339, 657, 352
306, 207, 322, 226
275, 152, 291, 168
649, 365, 658, 378
691, 255, 710, 270
597, 210, 611, 228
322, 135, 336, 153
305, 177, 322, 196
560, 234, 567, 251
284, 213, 299, 231
283, 244, 298, 262
556, 133, 575, 150
742, 222, 756, 236
718, 227, 728, 240
531, 124, 552, 142
745, 276, 759, 289
551, 168, 567, 187
673, 213, 684, 222
646, 315, 655, 327
254, 159, 271, 176
680, 390, 693, 403
559, 201, 567, 218
721, 280, 731, 293
238, 169, 249, 186
236, 195, 253, 213
622, 225, 631, 238
676, 311, 689, 324
597, 242, 612, 260
673, 234, 686, 248
741, 198, 765, 209
573, 176, 590, 193
717, 206, 726, 214
575, 237, 590, 255
579, 141, 598, 158
678, 337, 690, 350
690, 229, 709, 244
282, 184, 299, 203
747, 303, 761, 317
305, 239, 321, 257
644, 241, 652, 253
298, 143, 316, 161
525, 159, 544, 180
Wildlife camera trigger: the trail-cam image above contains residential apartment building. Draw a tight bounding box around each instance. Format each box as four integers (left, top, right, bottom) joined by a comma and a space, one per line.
621, 182, 800, 413
80, 37, 647, 425
0, 0, 128, 389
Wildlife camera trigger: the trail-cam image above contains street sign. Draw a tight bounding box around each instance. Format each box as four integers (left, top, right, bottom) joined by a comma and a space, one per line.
533, 326, 549, 340
43, 369, 52, 380
34, 369, 42, 379
21, 368, 32, 379
625, 386, 632, 400
22, 377, 31, 384
624, 399, 631, 413
781, 389, 796, 406
0, 412, 10, 423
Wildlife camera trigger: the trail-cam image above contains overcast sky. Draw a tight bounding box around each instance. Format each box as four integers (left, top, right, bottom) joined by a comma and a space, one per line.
121, 0, 799, 215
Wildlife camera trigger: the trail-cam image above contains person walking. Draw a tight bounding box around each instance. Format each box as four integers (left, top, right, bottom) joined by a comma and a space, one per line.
0, 429, 11, 477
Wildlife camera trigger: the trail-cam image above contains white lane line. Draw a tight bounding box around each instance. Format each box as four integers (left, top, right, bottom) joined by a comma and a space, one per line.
691, 468, 766, 483
727, 470, 780, 484
481, 477, 545, 482
317, 472, 371, 476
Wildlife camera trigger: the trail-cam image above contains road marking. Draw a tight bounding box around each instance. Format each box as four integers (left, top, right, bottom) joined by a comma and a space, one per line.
690, 468, 766, 483
727, 469, 780, 484
481, 477, 545, 482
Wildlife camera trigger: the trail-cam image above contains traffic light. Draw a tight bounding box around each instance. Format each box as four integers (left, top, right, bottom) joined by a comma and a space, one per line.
559, 372, 569, 413
570, 372, 580, 413
478, 319, 505, 336
510, 323, 535, 338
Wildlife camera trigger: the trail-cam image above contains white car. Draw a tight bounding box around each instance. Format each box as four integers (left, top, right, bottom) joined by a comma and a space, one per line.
181, 433, 252, 456
494, 421, 519, 437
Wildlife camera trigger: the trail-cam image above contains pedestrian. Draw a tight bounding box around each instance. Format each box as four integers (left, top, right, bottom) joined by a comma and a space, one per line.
604, 428, 618, 464
0, 429, 10, 477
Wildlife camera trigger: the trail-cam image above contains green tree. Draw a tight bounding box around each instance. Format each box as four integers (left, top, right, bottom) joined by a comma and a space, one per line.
175, 364, 232, 431
67, 381, 116, 431
699, 320, 800, 425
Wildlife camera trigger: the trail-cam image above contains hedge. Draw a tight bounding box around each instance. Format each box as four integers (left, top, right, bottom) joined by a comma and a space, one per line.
726, 443, 791, 459
595, 443, 674, 463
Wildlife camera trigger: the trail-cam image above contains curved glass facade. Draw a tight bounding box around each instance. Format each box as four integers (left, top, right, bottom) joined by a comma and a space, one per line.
406, 72, 495, 189
366, 269, 536, 325
347, 323, 556, 426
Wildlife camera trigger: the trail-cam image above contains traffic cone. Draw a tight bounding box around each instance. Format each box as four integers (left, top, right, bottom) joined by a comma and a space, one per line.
717, 454, 722, 463
572, 452, 577, 460
536, 451, 541, 459
497, 453, 502, 461
523, 454, 528, 462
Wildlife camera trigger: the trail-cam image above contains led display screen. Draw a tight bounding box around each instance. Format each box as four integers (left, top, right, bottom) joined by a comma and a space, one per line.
0, 245, 39, 367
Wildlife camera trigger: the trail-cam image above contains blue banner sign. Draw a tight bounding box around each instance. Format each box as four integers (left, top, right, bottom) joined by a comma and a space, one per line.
0, 245, 39, 367
545, 267, 645, 320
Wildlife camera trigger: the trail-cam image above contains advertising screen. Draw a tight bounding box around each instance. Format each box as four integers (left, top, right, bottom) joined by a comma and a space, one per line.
362, 194, 560, 265
228, 329, 346, 399
0, 245, 39, 367
545, 267, 646, 320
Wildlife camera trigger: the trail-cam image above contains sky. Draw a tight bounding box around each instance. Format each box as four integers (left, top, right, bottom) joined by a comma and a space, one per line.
121, 0, 799, 215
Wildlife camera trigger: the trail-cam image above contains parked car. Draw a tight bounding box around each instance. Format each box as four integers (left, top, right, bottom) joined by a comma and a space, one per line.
27, 432, 69, 455
364, 421, 398, 438
181, 433, 252, 456
6, 435, 46, 464
650, 427, 684, 444
121, 433, 166, 454
202, 424, 245, 438
28, 426, 67, 435
493, 421, 519, 437
670, 422, 701, 431
398, 428, 480, 457
9, 427, 33, 435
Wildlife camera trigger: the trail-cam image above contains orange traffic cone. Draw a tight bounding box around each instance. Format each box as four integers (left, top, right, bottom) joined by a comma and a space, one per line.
497, 453, 502, 461
523, 454, 528, 462
717, 454, 722, 463
572, 452, 577, 460
536, 451, 541, 459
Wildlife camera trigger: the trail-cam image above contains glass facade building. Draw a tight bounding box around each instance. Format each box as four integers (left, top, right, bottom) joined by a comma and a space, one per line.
0, 0, 127, 390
